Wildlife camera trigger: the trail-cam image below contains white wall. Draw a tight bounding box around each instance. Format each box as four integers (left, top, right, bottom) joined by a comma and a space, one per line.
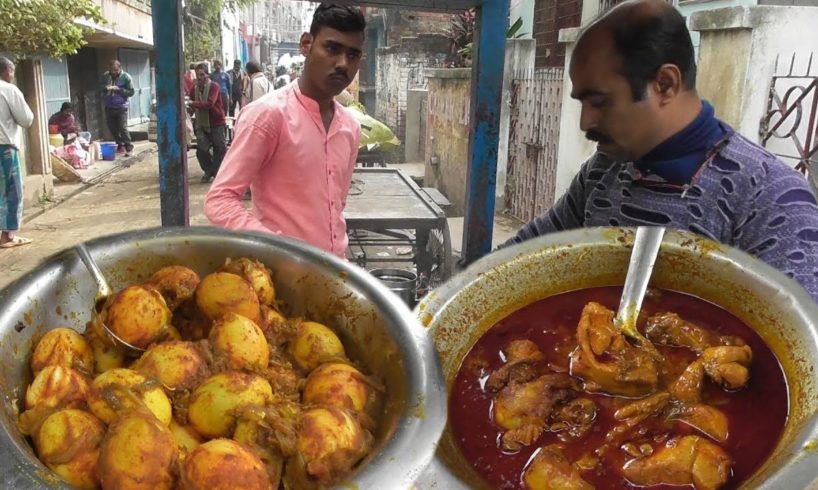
677, 0, 757, 52
691, 6, 818, 170
510, 0, 535, 39
553, 28, 597, 199
221, 10, 238, 66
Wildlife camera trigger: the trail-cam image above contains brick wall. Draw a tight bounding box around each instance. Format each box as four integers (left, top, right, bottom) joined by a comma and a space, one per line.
533, 0, 582, 68
375, 34, 449, 146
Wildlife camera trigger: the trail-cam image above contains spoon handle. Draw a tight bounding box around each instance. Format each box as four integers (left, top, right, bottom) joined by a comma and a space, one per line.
76, 244, 112, 300
615, 227, 666, 336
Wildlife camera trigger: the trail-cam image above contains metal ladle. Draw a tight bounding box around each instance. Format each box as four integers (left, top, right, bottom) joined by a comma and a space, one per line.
614, 226, 666, 344
76, 243, 146, 356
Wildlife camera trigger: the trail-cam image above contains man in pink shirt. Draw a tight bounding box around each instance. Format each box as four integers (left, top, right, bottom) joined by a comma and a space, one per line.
205, 4, 365, 258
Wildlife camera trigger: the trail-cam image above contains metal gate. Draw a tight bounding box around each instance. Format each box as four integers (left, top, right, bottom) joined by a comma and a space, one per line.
41, 56, 70, 117
760, 52, 818, 191
506, 67, 564, 222
119, 48, 152, 125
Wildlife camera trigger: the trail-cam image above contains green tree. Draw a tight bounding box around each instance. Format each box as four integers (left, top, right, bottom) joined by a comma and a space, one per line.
184, 0, 256, 63
0, 0, 105, 58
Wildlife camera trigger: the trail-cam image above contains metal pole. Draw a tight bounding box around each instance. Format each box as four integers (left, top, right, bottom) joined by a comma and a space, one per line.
462, 0, 509, 264
152, 0, 189, 226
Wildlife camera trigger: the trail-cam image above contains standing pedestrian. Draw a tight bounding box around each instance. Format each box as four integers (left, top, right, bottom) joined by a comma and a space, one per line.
183, 63, 196, 95
205, 4, 366, 257
227, 59, 247, 117
101, 60, 135, 157
0, 57, 34, 249
188, 63, 227, 183
210, 60, 232, 115
246, 61, 271, 104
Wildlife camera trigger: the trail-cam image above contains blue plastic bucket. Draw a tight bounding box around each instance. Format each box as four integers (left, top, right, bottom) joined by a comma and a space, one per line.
100, 142, 117, 161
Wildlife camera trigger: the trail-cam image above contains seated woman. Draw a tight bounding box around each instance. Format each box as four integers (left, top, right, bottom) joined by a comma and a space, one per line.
48, 102, 79, 141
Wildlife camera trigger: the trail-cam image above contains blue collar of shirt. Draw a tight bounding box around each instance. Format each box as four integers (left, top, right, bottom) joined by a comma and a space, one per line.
634, 101, 727, 185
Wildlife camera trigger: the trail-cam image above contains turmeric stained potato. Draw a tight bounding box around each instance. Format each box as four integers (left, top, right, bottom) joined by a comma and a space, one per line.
87, 368, 172, 425
34, 409, 105, 490
209, 312, 269, 371
97, 411, 176, 490
25, 365, 90, 410
289, 321, 347, 372
181, 438, 272, 490
133, 341, 208, 391
30, 327, 94, 376
187, 371, 273, 438
195, 272, 261, 324
105, 285, 172, 349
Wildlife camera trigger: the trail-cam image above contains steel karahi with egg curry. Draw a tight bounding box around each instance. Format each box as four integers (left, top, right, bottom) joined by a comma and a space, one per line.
15, 257, 385, 490
0, 229, 444, 490
419, 228, 818, 490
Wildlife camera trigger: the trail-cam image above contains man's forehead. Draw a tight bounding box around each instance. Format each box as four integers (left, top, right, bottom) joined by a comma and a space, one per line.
315, 28, 364, 49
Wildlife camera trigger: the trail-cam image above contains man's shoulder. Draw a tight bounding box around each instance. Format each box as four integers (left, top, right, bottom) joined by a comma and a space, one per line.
0, 80, 23, 98
334, 104, 362, 132
718, 131, 804, 181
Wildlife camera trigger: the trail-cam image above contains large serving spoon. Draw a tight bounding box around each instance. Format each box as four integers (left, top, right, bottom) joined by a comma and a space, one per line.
76, 243, 146, 356
614, 227, 666, 344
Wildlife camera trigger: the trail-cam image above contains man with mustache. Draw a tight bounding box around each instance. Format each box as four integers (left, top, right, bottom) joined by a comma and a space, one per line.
505, 0, 818, 302
205, 4, 364, 258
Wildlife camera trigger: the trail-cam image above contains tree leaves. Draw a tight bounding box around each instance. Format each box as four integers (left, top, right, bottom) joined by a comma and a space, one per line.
0, 0, 106, 57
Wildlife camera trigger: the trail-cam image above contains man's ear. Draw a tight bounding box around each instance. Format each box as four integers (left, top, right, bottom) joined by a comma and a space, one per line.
300, 33, 313, 57
653, 64, 683, 105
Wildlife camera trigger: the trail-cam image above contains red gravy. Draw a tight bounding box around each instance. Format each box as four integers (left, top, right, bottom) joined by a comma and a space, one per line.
450, 286, 789, 489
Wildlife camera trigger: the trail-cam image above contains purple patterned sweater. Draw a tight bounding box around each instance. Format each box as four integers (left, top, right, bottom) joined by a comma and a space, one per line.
505, 129, 818, 304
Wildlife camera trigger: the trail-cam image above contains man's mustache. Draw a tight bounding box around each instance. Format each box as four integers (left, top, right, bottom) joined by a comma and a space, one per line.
330, 71, 349, 82
586, 130, 612, 145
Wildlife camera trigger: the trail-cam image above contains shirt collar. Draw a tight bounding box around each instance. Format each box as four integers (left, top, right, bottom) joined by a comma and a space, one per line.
292, 81, 344, 134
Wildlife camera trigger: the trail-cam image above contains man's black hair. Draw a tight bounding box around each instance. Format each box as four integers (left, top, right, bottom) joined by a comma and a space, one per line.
246, 61, 262, 74
195, 63, 209, 74
233, 59, 242, 66
189, 63, 195, 70
309, 3, 366, 37
61, 102, 73, 111
609, 6, 697, 100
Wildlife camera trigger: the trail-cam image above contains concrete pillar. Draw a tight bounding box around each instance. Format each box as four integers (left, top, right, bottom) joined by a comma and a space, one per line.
497, 39, 535, 208
16, 59, 53, 206
691, 6, 818, 155
553, 27, 596, 199
405, 89, 427, 163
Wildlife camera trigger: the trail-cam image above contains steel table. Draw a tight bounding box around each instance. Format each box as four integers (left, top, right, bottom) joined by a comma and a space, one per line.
345, 168, 453, 293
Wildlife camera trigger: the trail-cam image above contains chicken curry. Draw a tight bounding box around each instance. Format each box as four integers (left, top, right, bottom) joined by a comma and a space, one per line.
451, 286, 788, 490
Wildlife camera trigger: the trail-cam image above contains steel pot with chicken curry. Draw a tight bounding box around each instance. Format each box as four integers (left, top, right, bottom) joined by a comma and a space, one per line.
418, 228, 818, 490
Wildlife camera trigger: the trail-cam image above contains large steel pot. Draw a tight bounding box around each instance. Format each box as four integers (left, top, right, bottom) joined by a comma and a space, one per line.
0, 227, 446, 489
415, 227, 818, 489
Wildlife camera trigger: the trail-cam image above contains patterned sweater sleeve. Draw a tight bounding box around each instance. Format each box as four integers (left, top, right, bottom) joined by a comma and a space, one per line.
732, 158, 818, 303
501, 156, 596, 248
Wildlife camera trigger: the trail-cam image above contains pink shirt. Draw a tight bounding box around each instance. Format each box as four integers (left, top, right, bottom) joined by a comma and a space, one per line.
205, 82, 360, 258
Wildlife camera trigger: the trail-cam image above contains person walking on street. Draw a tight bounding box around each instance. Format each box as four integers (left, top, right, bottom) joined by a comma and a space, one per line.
189, 63, 227, 183
0, 57, 34, 249
211, 60, 232, 115
205, 4, 365, 258
246, 61, 271, 104
101, 60, 135, 157
183, 63, 196, 95
227, 59, 247, 117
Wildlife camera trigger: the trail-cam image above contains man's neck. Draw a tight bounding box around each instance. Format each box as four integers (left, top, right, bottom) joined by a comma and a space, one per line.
298, 78, 333, 113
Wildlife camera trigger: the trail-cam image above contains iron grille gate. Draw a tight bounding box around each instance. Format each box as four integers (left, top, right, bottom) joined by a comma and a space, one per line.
760, 52, 818, 191
506, 67, 564, 223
